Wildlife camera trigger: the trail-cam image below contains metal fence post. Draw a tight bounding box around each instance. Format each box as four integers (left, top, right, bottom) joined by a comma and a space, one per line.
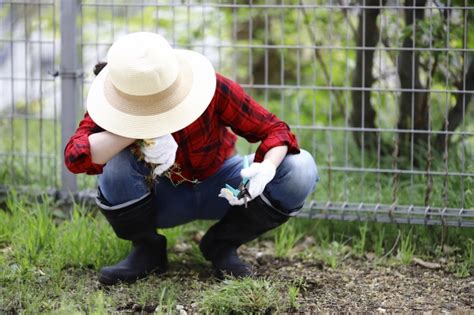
60, 0, 80, 196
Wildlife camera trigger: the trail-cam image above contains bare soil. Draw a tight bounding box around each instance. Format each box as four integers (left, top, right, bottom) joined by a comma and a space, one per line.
44, 241, 474, 313
255, 256, 473, 313
162, 242, 474, 313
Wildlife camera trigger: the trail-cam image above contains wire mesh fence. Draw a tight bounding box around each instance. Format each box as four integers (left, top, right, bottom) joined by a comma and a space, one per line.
0, 0, 473, 226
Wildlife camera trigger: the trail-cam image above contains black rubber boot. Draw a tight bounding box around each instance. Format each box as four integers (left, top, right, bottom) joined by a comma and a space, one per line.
96, 193, 168, 285
200, 197, 290, 278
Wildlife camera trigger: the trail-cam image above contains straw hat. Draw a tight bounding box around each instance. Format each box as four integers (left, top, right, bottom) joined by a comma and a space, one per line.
87, 32, 216, 139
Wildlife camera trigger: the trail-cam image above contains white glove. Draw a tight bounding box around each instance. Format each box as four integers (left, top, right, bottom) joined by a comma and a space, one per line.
218, 187, 246, 206
219, 159, 277, 206
241, 159, 276, 199
141, 134, 178, 176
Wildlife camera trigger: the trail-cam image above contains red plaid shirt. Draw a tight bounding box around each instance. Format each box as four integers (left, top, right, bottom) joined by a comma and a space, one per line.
64, 73, 300, 183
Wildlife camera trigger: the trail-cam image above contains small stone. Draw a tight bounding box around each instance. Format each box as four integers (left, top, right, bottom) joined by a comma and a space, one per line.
442, 245, 456, 254
413, 257, 441, 270
365, 252, 376, 261
176, 305, 184, 311
174, 242, 191, 252
179, 310, 188, 315
192, 231, 204, 243
376, 307, 386, 313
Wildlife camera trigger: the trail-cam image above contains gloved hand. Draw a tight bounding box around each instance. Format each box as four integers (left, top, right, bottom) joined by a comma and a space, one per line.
219, 159, 276, 206
218, 188, 245, 206
241, 159, 276, 199
141, 134, 178, 176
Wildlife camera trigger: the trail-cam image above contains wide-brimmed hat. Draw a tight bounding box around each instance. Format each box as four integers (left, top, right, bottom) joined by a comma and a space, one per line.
87, 32, 216, 139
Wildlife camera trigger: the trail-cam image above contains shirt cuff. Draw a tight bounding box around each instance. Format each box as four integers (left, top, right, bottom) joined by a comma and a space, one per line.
254, 131, 300, 162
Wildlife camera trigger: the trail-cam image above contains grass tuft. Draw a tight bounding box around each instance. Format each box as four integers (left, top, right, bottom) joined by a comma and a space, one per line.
398, 229, 416, 265
353, 222, 368, 256
198, 278, 285, 314
287, 285, 300, 310
273, 221, 303, 258
57, 204, 130, 270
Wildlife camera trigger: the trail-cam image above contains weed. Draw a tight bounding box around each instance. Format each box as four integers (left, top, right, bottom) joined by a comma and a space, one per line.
1, 191, 473, 313
353, 222, 368, 256
86, 291, 109, 315
10, 195, 58, 275
455, 240, 473, 278
373, 226, 386, 257
198, 278, 284, 314
130, 280, 177, 314
57, 204, 129, 270
314, 241, 347, 268
398, 229, 416, 265
287, 285, 300, 309
153, 287, 177, 315
274, 221, 303, 258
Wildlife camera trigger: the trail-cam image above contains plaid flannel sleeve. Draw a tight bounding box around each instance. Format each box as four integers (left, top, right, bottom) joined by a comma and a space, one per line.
215, 74, 300, 162
64, 112, 105, 175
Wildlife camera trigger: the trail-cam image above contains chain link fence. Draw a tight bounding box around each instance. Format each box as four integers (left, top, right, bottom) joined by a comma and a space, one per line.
0, 0, 473, 226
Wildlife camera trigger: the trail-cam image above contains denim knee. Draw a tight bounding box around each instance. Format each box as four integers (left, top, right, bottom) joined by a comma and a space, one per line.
97, 149, 151, 206
264, 149, 319, 212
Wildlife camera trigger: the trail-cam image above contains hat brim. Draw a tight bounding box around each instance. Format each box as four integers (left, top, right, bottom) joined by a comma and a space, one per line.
87, 49, 216, 139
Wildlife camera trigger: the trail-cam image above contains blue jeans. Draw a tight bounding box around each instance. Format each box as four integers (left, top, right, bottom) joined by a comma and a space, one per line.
97, 149, 319, 228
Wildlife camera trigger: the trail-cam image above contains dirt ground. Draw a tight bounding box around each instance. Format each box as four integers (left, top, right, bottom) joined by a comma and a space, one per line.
254, 257, 473, 313
136, 240, 473, 314
15, 239, 470, 314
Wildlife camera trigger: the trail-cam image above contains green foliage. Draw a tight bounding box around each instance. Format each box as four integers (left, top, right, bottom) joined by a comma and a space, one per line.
134, 281, 177, 314
0, 193, 473, 313
353, 222, 368, 256
0, 117, 60, 188
455, 239, 474, 278
398, 229, 416, 265
57, 205, 130, 270
0, 192, 129, 281
273, 221, 303, 258
1, 2, 473, 213
287, 285, 300, 310
373, 226, 386, 257
198, 278, 285, 314
160, 225, 185, 250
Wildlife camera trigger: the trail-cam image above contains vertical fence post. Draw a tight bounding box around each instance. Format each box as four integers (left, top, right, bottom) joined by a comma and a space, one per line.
60, 0, 79, 197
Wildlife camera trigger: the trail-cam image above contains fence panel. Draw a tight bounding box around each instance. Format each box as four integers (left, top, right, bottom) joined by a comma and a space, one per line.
0, 0, 472, 226
0, 0, 59, 193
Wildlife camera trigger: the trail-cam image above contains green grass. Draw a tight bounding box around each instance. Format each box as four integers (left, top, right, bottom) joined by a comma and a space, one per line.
353, 222, 369, 256
398, 229, 416, 265
198, 278, 288, 314
0, 192, 473, 313
273, 220, 303, 258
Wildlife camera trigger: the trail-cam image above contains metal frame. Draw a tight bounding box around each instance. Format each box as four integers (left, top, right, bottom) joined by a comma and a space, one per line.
0, 0, 472, 227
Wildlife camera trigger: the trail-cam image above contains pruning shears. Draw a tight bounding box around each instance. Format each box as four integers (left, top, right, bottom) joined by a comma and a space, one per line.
224, 156, 251, 208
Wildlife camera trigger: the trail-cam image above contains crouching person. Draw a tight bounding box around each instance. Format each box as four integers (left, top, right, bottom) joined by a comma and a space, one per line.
64, 32, 319, 285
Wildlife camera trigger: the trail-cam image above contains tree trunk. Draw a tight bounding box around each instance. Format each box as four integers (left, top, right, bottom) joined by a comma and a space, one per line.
351, 0, 385, 149
397, 0, 428, 153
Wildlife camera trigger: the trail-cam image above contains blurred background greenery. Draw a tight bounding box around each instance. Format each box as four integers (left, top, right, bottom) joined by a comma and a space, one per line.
0, 0, 472, 210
